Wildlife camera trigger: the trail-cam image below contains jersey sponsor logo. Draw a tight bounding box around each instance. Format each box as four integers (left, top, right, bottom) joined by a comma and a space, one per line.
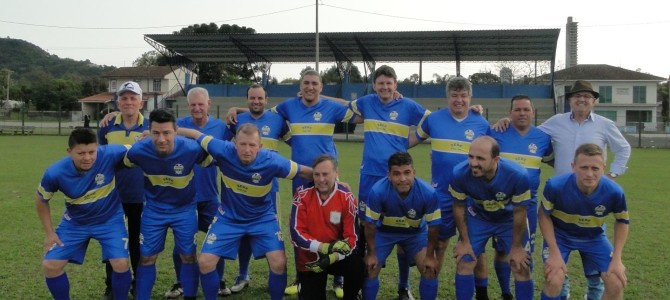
262, 125, 271, 136
63, 212, 71, 221
313, 111, 322, 121
389, 110, 399, 121
252, 173, 262, 184
407, 209, 417, 219
330, 211, 342, 224
495, 192, 507, 201
174, 163, 184, 175
464, 129, 475, 140
206, 233, 217, 245
95, 173, 105, 185
528, 143, 538, 154
594, 205, 606, 216
467, 206, 477, 216
139, 233, 145, 245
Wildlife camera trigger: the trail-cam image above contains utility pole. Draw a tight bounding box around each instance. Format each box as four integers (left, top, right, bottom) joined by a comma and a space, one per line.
315, 0, 319, 72
4, 69, 11, 101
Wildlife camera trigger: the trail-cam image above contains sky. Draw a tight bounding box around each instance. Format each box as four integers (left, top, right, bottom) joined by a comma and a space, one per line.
1, 0, 669, 81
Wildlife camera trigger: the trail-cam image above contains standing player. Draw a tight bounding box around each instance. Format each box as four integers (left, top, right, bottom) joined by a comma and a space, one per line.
475, 95, 554, 300
450, 136, 534, 300
363, 152, 441, 300
290, 154, 363, 300
36, 128, 132, 300
124, 109, 212, 300
177, 123, 313, 300
97, 81, 148, 300
410, 76, 491, 279
165, 87, 230, 298
539, 144, 629, 300
225, 84, 291, 294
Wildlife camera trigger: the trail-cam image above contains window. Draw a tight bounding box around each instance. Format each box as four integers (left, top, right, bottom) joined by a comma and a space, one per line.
633, 86, 646, 103
595, 110, 617, 122
598, 86, 612, 103
564, 85, 571, 97
626, 110, 652, 122
153, 79, 162, 92
110, 80, 117, 92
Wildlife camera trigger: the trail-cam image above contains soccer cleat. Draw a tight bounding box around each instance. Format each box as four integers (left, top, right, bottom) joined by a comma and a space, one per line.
230, 276, 250, 293
284, 279, 299, 295
502, 293, 514, 300
397, 288, 415, 300
333, 282, 344, 299
164, 283, 183, 299
100, 286, 113, 300
218, 280, 232, 296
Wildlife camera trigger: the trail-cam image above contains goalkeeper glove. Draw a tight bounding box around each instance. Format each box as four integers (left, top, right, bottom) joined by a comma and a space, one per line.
317, 240, 351, 255
305, 253, 338, 273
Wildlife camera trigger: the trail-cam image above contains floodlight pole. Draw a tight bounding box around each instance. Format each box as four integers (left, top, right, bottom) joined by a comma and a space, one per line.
315, 0, 319, 72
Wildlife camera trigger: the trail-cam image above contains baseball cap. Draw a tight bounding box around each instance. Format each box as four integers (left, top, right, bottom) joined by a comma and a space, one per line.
117, 81, 142, 96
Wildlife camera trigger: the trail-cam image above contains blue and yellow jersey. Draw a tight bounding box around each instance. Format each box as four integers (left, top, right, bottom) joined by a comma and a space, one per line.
97, 113, 149, 203
272, 97, 354, 166
124, 136, 211, 212
416, 109, 490, 194
230, 110, 290, 152
198, 135, 301, 222
490, 127, 553, 201
37, 145, 128, 225
365, 177, 441, 234
449, 159, 531, 222
349, 94, 430, 176
542, 173, 629, 239
177, 116, 227, 203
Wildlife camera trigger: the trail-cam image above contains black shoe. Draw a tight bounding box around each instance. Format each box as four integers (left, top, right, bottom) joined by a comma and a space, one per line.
397, 288, 415, 300
502, 293, 514, 300
100, 286, 113, 300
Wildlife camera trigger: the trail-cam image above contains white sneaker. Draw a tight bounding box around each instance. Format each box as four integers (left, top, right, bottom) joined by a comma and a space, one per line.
165, 283, 183, 299
231, 276, 250, 293
219, 280, 232, 296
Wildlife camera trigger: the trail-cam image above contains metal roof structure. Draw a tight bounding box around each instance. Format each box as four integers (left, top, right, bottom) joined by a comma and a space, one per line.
144, 29, 560, 64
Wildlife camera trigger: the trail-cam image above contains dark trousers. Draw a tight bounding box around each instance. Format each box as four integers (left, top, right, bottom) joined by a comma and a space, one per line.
105, 203, 143, 288
298, 254, 364, 300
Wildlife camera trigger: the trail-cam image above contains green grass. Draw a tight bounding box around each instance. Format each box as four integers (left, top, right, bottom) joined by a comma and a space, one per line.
1, 135, 668, 299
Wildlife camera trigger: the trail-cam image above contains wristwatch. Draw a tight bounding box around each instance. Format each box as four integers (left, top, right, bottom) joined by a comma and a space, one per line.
608, 172, 618, 178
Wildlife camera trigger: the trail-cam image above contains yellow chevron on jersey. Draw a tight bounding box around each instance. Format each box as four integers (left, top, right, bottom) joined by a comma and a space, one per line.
363, 119, 409, 138
37, 185, 55, 200
365, 206, 381, 221
424, 209, 442, 223
222, 174, 272, 197
512, 190, 531, 204
550, 209, 609, 228
448, 185, 468, 201
289, 123, 335, 136
64, 178, 116, 205
473, 198, 509, 212
261, 137, 279, 151
431, 139, 471, 154
145, 171, 194, 189
501, 152, 543, 169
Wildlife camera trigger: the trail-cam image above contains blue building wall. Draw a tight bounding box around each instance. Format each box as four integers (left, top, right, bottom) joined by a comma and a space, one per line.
188, 83, 553, 99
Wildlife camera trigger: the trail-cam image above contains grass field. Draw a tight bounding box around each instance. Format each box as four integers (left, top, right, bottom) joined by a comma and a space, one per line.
1, 135, 668, 299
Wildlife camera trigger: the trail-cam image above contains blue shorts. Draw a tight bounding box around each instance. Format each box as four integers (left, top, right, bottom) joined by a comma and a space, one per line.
140, 206, 197, 257
44, 213, 129, 264
542, 231, 613, 275
463, 211, 530, 262
493, 200, 537, 254
197, 200, 219, 233
358, 174, 385, 220
436, 191, 456, 240
201, 212, 284, 260
374, 230, 427, 266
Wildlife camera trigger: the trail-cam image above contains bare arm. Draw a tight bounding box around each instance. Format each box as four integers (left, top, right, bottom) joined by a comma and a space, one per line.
35, 196, 63, 253
363, 221, 379, 274
176, 127, 205, 140
297, 165, 313, 180
99, 111, 119, 128
509, 205, 531, 271
226, 107, 249, 125
408, 132, 421, 148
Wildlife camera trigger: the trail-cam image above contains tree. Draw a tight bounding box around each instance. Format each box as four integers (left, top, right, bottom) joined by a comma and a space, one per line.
32, 78, 81, 111
401, 73, 420, 85
280, 78, 300, 84
132, 51, 168, 67
428, 73, 453, 84
469, 72, 500, 84
174, 23, 257, 84
659, 81, 669, 123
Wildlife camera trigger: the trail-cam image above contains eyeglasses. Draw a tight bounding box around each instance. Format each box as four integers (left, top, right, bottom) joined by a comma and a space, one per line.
570, 93, 595, 100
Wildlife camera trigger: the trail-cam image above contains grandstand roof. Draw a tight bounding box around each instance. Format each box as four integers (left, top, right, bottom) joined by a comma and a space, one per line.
144, 29, 560, 64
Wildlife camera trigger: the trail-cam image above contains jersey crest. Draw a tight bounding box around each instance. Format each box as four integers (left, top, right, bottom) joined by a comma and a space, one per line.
594, 205, 606, 216
407, 208, 417, 219
465, 129, 475, 140
174, 163, 184, 175
389, 110, 399, 121
330, 211, 342, 224
95, 173, 105, 185
261, 125, 271, 136
251, 173, 262, 184
313, 111, 322, 121
495, 192, 507, 201
528, 143, 538, 154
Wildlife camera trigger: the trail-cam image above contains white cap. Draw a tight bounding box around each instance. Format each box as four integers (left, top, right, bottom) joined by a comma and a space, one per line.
117, 81, 142, 96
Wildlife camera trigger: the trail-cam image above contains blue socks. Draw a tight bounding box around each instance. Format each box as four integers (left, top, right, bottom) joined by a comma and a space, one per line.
135, 264, 156, 300
363, 277, 380, 300
180, 262, 198, 297
494, 261, 512, 294
172, 248, 182, 282
455, 274, 474, 300
238, 240, 252, 279
112, 270, 132, 300
397, 251, 410, 290
200, 270, 220, 300
419, 277, 438, 300
515, 279, 534, 300
268, 271, 287, 300
45, 272, 70, 300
